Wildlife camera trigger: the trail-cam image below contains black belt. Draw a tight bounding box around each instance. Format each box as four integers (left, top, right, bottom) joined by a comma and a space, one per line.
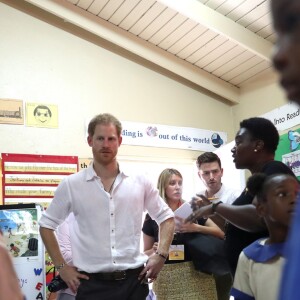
80, 266, 144, 281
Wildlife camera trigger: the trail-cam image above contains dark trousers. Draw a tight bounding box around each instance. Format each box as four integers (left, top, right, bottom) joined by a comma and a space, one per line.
76, 272, 149, 300
214, 272, 233, 300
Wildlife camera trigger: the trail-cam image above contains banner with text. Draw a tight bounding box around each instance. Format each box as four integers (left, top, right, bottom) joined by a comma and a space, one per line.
121, 121, 227, 151
261, 102, 300, 131
1, 153, 78, 205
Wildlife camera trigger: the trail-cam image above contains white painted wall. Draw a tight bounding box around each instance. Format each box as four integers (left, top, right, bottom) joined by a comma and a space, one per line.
0, 2, 235, 162
0, 2, 290, 195
233, 78, 289, 133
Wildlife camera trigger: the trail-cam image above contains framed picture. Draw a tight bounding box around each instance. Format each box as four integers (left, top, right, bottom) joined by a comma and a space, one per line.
26, 102, 58, 128
0, 99, 24, 125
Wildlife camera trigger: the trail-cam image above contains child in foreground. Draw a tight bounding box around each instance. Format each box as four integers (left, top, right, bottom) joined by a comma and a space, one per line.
231, 173, 299, 300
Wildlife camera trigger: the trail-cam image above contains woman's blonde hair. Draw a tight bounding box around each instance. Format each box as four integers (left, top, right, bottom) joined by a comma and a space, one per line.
157, 168, 183, 202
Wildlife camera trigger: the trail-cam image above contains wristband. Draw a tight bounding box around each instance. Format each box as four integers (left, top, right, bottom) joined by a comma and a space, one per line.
212, 201, 223, 213
55, 263, 65, 271
155, 251, 168, 260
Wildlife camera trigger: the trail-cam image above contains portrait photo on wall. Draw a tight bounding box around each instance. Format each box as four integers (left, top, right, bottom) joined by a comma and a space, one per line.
26, 102, 58, 128
0, 98, 24, 125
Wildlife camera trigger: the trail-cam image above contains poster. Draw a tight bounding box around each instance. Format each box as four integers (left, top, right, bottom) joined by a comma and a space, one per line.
85, 118, 227, 151
0, 204, 45, 300
1, 153, 78, 205
0, 158, 2, 205
0, 99, 24, 125
275, 127, 300, 179
261, 102, 300, 132
26, 103, 58, 128
0, 207, 39, 259
78, 158, 92, 170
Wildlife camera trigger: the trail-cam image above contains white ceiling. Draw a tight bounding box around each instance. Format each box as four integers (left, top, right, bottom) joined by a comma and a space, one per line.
6, 0, 276, 104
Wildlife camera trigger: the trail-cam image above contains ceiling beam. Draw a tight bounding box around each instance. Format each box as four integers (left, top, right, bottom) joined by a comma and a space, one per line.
158, 0, 273, 62
21, 0, 239, 104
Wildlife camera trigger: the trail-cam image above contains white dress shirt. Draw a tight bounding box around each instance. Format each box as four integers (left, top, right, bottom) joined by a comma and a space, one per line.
56, 213, 76, 297
39, 163, 174, 273
198, 183, 241, 205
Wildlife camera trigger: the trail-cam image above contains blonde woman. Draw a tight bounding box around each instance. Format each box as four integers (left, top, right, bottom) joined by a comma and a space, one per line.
143, 168, 223, 300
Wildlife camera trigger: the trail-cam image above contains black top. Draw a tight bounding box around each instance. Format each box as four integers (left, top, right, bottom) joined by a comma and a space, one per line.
225, 160, 296, 275
142, 213, 206, 264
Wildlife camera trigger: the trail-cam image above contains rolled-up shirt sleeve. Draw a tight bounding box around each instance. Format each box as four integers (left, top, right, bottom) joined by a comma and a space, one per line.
39, 178, 72, 230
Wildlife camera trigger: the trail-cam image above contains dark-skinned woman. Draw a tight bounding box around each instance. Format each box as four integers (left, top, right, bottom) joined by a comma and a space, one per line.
186, 117, 295, 277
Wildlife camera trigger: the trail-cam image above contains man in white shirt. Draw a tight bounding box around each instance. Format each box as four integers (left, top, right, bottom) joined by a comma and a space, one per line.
196, 152, 240, 300
39, 113, 175, 300
197, 152, 240, 208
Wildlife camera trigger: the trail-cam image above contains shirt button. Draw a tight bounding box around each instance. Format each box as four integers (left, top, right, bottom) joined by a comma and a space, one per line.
111, 213, 113, 216
112, 229, 114, 232
112, 246, 114, 249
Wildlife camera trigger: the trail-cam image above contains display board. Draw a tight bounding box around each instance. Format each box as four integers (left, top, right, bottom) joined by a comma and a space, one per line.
0, 203, 45, 300
1, 153, 79, 298
1, 153, 78, 206
275, 127, 300, 179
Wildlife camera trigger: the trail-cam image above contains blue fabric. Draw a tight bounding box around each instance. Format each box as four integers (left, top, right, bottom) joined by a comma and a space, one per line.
279, 192, 300, 300
230, 287, 255, 300
243, 239, 284, 263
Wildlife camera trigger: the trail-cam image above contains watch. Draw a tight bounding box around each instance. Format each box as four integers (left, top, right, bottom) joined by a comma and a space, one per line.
211, 201, 223, 213
55, 263, 65, 271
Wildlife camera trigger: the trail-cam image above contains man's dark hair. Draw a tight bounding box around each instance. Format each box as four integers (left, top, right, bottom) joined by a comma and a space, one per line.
196, 152, 221, 169
240, 117, 279, 153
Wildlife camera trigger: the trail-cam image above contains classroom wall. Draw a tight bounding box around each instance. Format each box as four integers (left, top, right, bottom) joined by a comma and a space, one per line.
0, 2, 236, 164
1, 1, 291, 198
232, 76, 288, 133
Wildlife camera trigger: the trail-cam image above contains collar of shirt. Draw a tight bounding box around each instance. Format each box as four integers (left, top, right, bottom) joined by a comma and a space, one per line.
244, 238, 285, 262
85, 162, 130, 181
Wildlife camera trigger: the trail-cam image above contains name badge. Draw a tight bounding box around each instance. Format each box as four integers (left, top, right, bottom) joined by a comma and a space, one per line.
168, 244, 184, 261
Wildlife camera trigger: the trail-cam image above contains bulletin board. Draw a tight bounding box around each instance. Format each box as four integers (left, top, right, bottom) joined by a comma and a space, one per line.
0, 158, 2, 205
0, 203, 45, 300
1, 153, 78, 206
275, 127, 300, 179
1, 153, 79, 297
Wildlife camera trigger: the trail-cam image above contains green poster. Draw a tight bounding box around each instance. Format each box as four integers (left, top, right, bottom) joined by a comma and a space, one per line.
275, 127, 300, 179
